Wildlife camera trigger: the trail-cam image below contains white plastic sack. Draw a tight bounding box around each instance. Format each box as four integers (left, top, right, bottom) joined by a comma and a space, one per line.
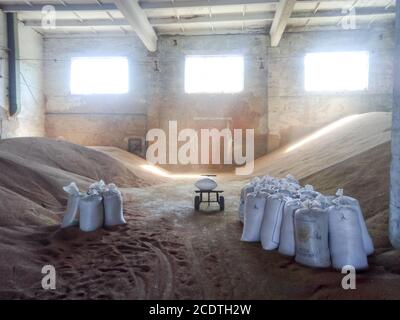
315, 194, 335, 209
103, 184, 126, 227
299, 185, 320, 201
260, 184, 278, 194
284, 174, 300, 186
239, 201, 245, 224
328, 204, 368, 270
260, 194, 286, 250
250, 176, 261, 185
279, 199, 303, 256
61, 182, 81, 228
276, 185, 297, 199
260, 176, 279, 189
239, 183, 255, 223
294, 203, 331, 268
334, 189, 374, 256
241, 192, 268, 242
88, 180, 106, 195
79, 194, 104, 232
195, 177, 217, 191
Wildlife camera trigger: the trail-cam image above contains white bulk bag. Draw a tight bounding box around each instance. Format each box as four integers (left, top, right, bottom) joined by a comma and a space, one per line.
88, 180, 106, 195
195, 177, 217, 191
284, 174, 300, 186
103, 184, 126, 227
260, 194, 286, 250
315, 194, 335, 209
61, 182, 81, 228
260, 176, 279, 189
239, 202, 245, 224
239, 183, 255, 223
251, 176, 261, 185
334, 189, 374, 256
240, 183, 254, 202
79, 194, 104, 232
260, 184, 278, 194
328, 204, 368, 270
241, 192, 268, 242
279, 199, 303, 256
294, 203, 331, 268
299, 185, 320, 201
278, 184, 299, 199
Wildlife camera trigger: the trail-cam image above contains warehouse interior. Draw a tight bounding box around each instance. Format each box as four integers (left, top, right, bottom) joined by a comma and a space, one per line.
0, 0, 400, 300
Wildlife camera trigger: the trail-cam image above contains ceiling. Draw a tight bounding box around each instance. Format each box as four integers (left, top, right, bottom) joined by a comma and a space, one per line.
0, 0, 395, 37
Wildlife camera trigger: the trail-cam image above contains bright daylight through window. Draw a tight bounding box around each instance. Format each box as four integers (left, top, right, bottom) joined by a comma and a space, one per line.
305, 51, 369, 92
70, 57, 129, 95
185, 55, 244, 94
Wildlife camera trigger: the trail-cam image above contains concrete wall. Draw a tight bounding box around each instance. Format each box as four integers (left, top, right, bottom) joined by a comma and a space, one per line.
44, 34, 268, 159
43, 26, 394, 160
156, 35, 269, 162
0, 12, 45, 139
268, 26, 394, 151
44, 35, 155, 151
389, 2, 400, 248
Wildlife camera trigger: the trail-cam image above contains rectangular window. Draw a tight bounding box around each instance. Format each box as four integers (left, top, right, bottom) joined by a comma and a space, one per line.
185, 55, 244, 94
304, 51, 369, 92
70, 57, 129, 95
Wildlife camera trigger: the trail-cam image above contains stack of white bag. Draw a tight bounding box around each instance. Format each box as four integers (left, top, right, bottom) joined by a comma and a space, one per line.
240, 175, 300, 245
239, 175, 374, 271
62, 180, 126, 232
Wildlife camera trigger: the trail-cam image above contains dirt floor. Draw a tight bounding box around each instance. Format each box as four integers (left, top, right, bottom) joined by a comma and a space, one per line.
1, 112, 400, 300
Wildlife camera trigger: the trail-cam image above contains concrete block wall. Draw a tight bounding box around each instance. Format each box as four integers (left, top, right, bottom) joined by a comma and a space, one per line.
267, 26, 394, 151
156, 35, 269, 161
44, 34, 269, 160
0, 12, 45, 139
43, 26, 395, 161
43, 35, 156, 150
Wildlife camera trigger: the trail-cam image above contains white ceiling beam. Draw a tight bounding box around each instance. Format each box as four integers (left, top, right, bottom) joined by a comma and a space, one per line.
270, 0, 296, 47
1, 0, 393, 12
1, 1, 277, 12
287, 19, 394, 32
24, 18, 130, 27
113, 0, 158, 52
140, 0, 365, 10
21, 7, 395, 28
22, 13, 274, 28
151, 12, 275, 26
139, 0, 278, 10
0, 3, 118, 12
292, 6, 396, 18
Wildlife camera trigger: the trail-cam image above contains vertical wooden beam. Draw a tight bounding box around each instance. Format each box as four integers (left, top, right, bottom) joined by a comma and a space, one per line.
270, 0, 296, 47
113, 0, 158, 52
390, 0, 400, 248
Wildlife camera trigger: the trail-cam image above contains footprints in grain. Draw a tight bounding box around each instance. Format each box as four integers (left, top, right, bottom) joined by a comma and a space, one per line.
32, 203, 202, 300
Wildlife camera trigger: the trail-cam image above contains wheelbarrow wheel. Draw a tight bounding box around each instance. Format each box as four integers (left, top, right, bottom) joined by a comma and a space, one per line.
219, 196, 225, 211
194, 196, 200, 211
